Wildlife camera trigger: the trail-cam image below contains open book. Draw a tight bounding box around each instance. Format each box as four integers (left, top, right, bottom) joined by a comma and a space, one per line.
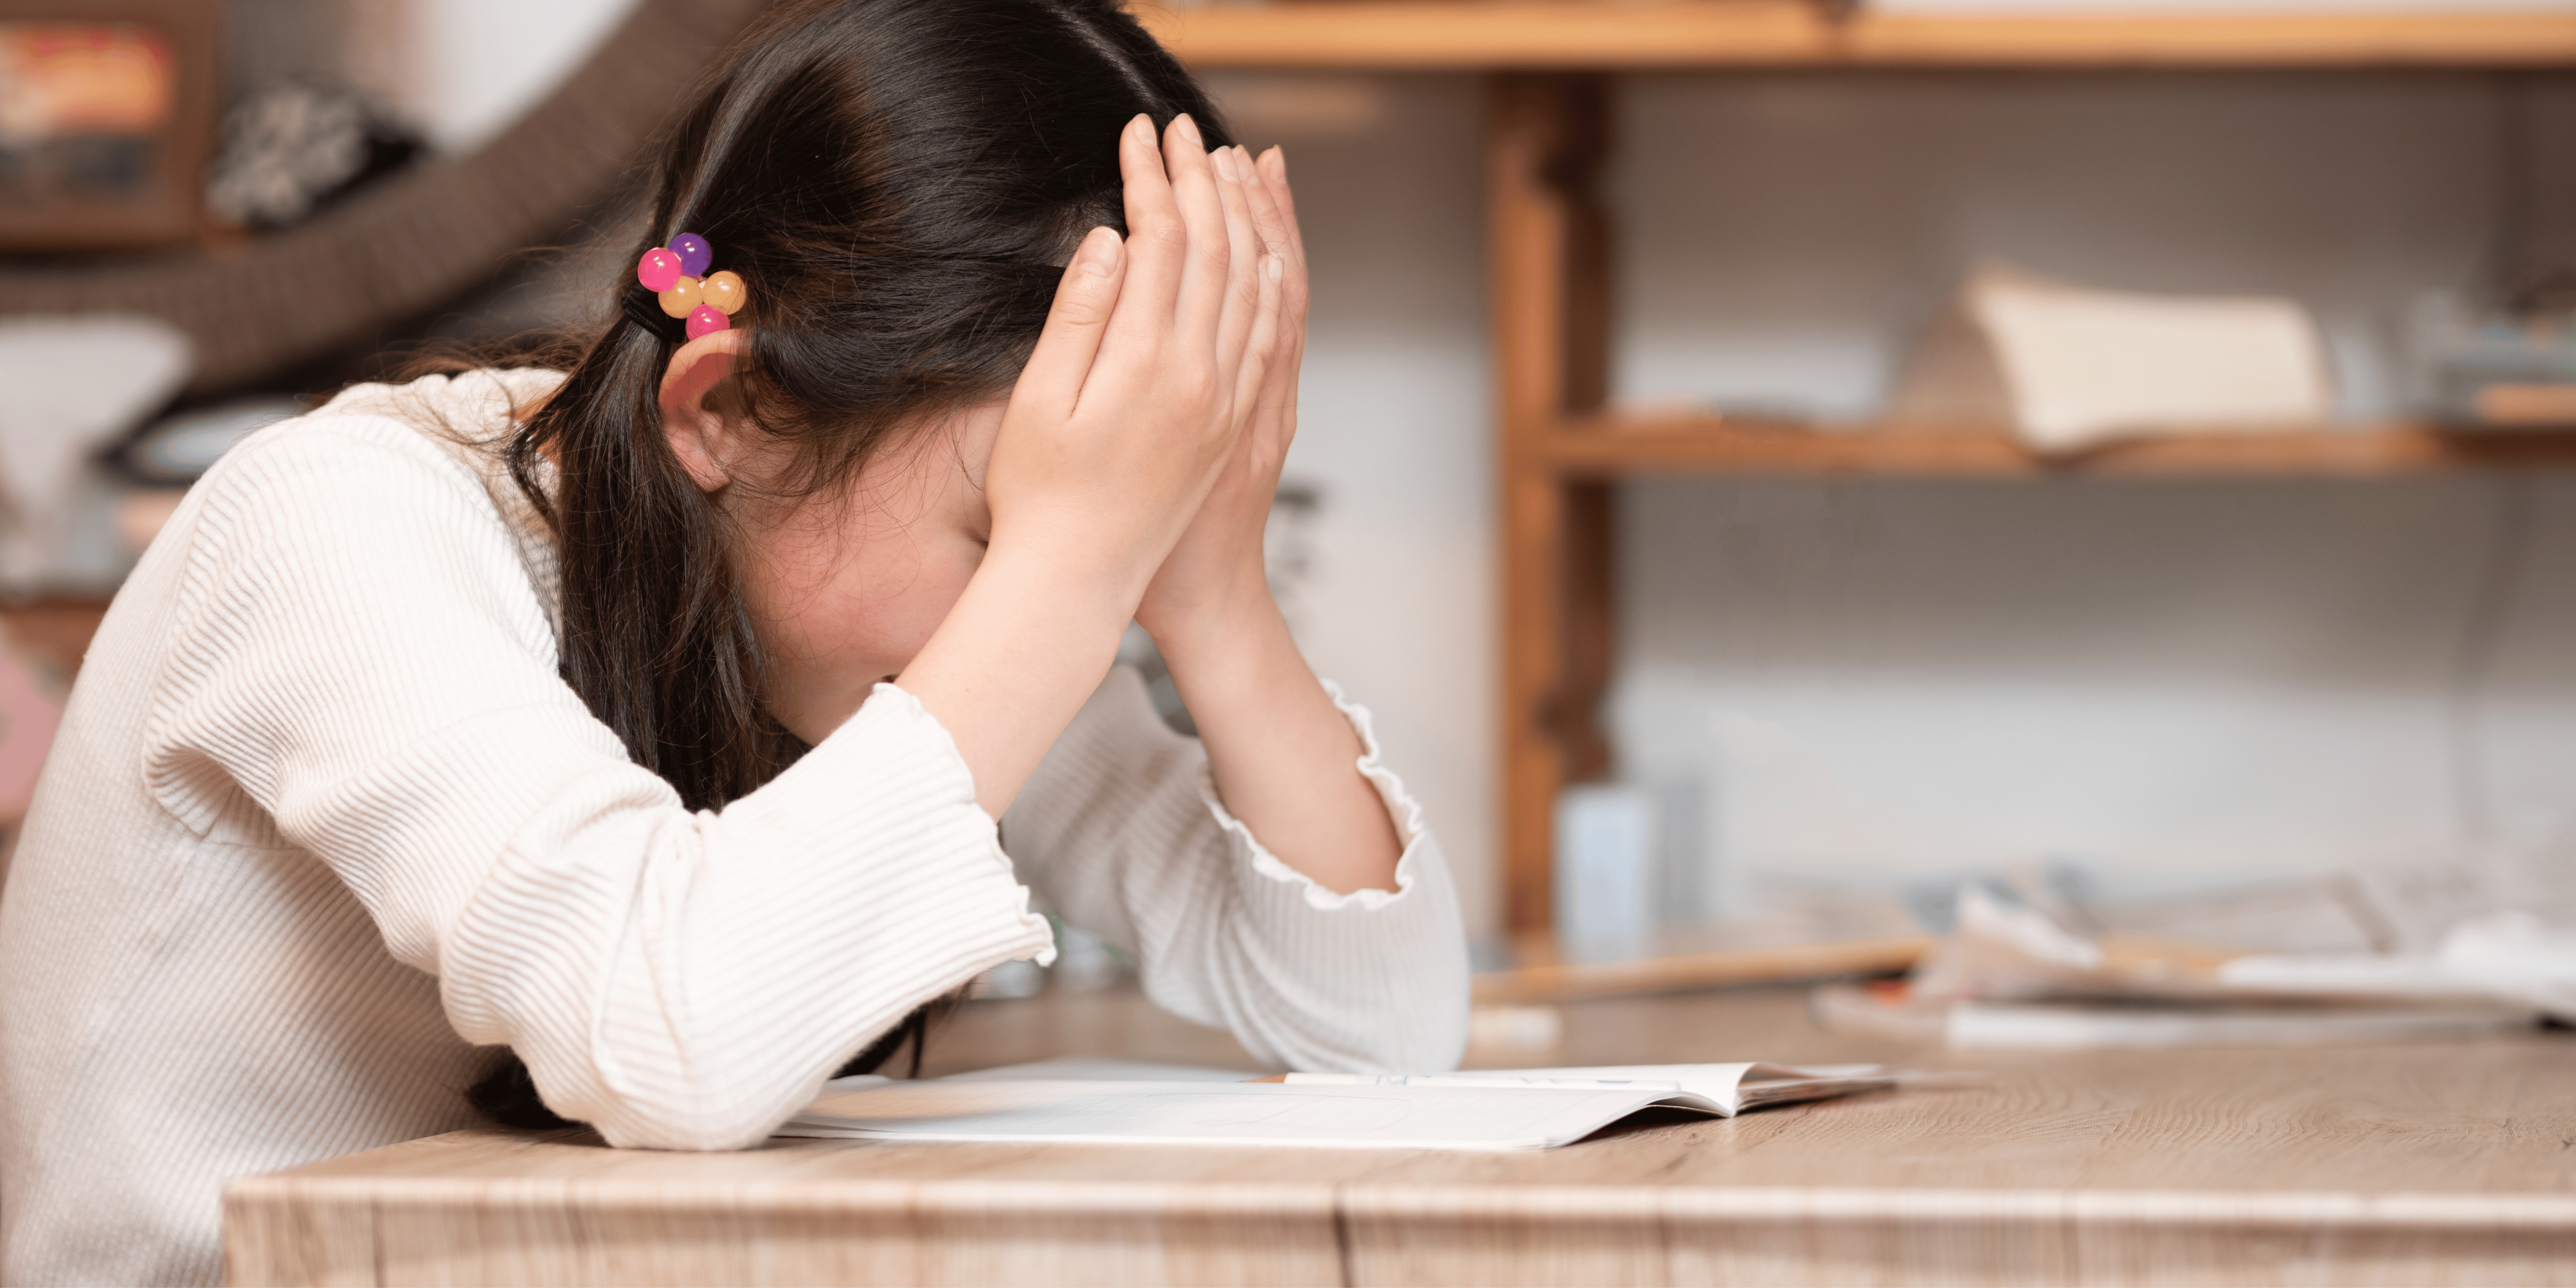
773, 1058, 1898, 1152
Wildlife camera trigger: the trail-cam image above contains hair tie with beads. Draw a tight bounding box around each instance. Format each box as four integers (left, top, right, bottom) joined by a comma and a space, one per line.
625, 231, 749, 344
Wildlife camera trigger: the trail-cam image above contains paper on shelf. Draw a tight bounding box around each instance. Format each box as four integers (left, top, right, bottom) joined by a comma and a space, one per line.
1885, 265, 2331, 455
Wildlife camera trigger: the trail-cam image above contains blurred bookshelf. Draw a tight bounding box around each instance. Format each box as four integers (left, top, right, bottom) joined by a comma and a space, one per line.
1146, 4, 2576, 942
1142, 2, 2576, 70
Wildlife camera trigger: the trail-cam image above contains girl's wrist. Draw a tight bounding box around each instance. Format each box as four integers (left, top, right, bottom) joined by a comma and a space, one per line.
1147, 575, 1288, 685
978, 535, 1151, 640
985, 518, 1165, 622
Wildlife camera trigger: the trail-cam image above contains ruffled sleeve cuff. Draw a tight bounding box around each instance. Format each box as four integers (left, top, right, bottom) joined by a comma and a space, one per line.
1196, 678, 1432, 912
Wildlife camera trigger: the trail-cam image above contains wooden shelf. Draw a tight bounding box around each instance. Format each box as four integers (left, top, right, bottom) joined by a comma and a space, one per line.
1474, 934, 1932, 1003
1142, 1, 2576, 71
1541, 415, 2576, 477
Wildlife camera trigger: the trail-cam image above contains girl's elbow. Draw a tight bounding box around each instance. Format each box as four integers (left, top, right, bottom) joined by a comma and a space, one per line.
558, 1063, 810, 1152
587, 1094, 792, 1152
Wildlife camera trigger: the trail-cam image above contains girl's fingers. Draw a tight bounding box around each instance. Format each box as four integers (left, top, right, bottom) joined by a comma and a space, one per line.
1256, 147, 1307, 266
1163, 114, 1235, 355
1209, 146, 1267, 386
1013, 225, 1127, 422
1240, 149, 1308, 426
1240, 149, 1308, 321
1231, 253, 1287, 428
1112, 114, 1186, 340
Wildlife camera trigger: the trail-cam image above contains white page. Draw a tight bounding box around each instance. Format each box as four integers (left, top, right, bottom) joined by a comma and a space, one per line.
777, 1078, 1700, 1151
940, 1058, 1256, 1083
1313, 1063, 1888, 1115
1947, 1001, 2530, 1050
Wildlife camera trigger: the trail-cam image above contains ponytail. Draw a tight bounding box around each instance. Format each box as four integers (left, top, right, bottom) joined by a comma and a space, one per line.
508, 316, 802, 812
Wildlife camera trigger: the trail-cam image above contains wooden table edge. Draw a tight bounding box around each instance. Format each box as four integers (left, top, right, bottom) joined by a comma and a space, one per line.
225, 1132, 2576, 1231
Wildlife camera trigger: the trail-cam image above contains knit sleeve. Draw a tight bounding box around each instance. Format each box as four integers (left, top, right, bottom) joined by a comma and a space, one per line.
141, 420, 1052, 1151
1001, 667, 1471, 1073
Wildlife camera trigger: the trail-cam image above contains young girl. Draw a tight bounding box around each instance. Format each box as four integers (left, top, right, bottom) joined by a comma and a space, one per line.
0, 3, 1470, 1282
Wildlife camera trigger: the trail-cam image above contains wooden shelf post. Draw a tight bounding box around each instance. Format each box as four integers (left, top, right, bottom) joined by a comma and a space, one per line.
1492, 74, 1618, 939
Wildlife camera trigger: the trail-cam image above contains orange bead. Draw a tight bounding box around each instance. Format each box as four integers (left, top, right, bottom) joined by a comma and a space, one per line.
658, 275, 702, 318
701, 270, 747, 315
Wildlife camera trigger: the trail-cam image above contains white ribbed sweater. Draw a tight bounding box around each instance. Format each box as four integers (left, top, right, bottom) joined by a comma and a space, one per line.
0, 370, 1470, 1288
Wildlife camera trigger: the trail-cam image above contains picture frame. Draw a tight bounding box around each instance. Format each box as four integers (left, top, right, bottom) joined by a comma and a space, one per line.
0, 0, 218, 251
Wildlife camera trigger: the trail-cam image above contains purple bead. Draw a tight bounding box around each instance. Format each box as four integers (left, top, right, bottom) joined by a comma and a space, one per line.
685, 304, 730, 341
667, 233, 713, 278
637, 248, 682, 294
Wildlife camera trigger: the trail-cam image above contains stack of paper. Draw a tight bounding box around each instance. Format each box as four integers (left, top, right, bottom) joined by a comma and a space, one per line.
775, 1058, 1900, 1152
1813, 886, 2542, 1050
1885, 265, 2332, 455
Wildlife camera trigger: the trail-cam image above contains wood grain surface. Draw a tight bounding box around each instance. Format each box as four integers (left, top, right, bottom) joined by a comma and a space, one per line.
1474, 934, 1933, 1003
1139, 1, 2576, 70
1545, 416, 2576, 479
226, 986, 2576, 1287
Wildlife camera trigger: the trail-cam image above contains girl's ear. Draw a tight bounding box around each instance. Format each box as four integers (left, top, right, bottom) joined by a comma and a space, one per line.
657, 329, 754, 492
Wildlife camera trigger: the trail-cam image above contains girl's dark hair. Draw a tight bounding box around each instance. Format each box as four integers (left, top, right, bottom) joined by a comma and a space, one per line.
466, 0, 1231, 1130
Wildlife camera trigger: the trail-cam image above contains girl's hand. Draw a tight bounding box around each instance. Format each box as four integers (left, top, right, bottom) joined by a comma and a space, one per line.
896, 114, 1283, 818
1133, 145, 1309, 654
1123, 148, 1403, 897
984, 115, 1285, 618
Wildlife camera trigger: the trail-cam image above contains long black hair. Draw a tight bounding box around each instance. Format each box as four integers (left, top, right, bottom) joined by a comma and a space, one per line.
466, 0, 1232, 1130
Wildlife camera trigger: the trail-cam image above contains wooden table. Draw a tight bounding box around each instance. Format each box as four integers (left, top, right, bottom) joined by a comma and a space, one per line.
225, 985, 2576, 1286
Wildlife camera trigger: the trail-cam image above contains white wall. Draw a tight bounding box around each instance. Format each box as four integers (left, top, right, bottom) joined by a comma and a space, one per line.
1614, 476, 2576, 913
366, 0, 639, 154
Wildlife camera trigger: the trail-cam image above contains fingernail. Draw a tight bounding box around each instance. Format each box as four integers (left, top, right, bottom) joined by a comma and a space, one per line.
1212, 147, 1236, 180
1267, 145, 1287, 179
1128, 114, 1152, 142
1075, 225, 1122, 273
1174, 113, 1202, 146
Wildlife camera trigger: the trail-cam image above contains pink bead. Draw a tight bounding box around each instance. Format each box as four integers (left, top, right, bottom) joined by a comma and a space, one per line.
685, 304, 730, 340
667, 233, 712, 278
637, 248, 682, 293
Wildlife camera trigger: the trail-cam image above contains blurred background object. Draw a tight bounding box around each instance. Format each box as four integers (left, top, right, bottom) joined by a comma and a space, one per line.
0, 314, 189, 591
202, 79, 419, 230
1887, 264, 2334, 455
1809, 872, 2575, 1051
0, 4, 219, 250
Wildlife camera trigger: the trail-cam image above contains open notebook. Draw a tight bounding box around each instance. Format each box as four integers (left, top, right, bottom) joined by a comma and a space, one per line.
774, 1058, 1900, 1151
